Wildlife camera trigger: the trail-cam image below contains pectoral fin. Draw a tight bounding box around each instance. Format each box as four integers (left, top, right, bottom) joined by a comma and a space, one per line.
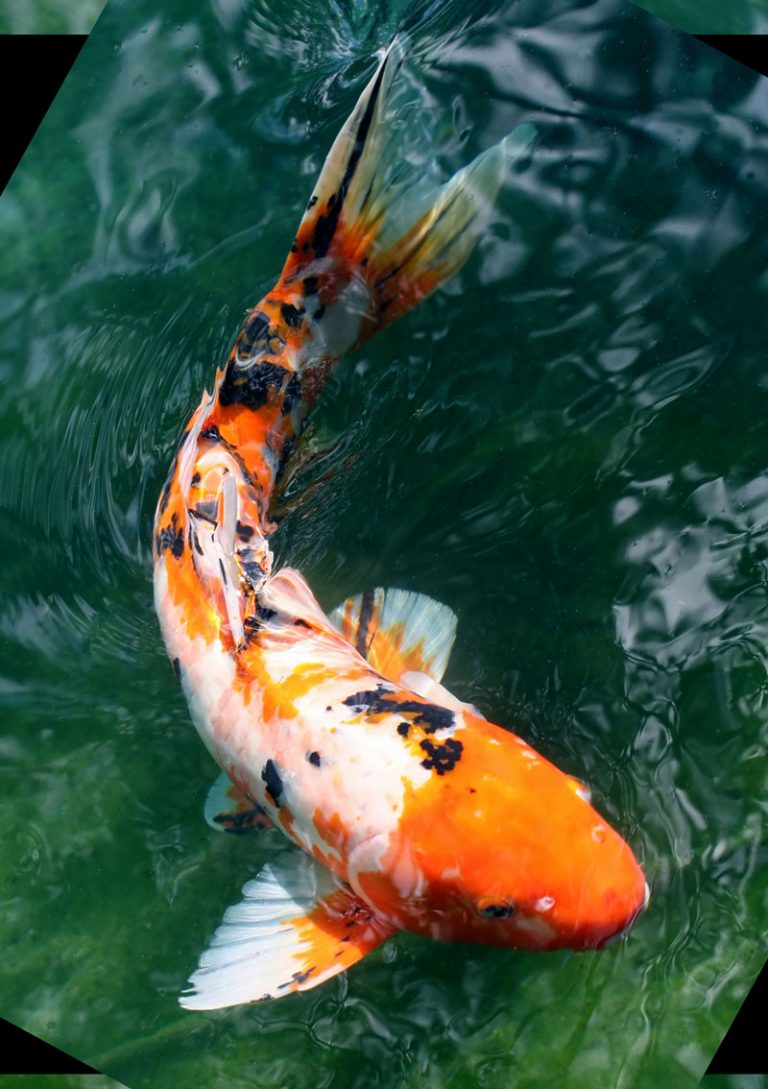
179, 851, 396, 1008
204, 770, 272, 834
328, 587, 457, 683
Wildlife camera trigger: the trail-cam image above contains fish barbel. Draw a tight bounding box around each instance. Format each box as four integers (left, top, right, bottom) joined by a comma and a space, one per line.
152, 39, 649, 1009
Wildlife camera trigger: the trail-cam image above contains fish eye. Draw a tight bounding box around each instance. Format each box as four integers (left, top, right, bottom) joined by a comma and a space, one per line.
476, 898, 515, 919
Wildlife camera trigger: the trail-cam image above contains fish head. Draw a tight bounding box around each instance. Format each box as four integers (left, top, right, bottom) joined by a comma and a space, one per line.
352, 717, 648, 951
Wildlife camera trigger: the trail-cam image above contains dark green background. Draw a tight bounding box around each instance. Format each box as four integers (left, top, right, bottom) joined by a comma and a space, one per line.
635, 0, 768, 33
1, 1, 766, 1087
0, 0, 104, 33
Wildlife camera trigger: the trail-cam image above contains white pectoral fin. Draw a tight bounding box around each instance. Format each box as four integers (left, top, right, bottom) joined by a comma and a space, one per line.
204, 771, 272, 834
179, 852, 396, 1009
328, 587, 458, 683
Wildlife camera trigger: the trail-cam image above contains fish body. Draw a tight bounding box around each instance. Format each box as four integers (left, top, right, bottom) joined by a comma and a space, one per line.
153, 40, 648, 1008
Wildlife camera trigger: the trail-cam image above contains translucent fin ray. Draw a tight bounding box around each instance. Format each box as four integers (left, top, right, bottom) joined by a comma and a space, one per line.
328, 587, 457, 683
179, 852, 394, 1008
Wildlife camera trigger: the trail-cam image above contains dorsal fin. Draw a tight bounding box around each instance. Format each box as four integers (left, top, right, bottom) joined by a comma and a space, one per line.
327, 587, 457, 683
179, 852, 395, 1008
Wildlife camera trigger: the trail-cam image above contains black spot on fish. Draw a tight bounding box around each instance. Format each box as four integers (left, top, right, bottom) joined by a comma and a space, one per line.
313, 303, 326, 322
281, 303, 305, 329
261, 759, 284, 807
193, 500, 217, 524
303, 276, 318, 296
241, 556, 266, 584
312, 213, 335, 258
341, 685, 454, 734
191, 472, 201, 487
200, 424, 222, 443
291, 967, 315, 985
189, 524, 203, 555
342, 684, 393, 713
294, 618, 311, 629
397, 722, 409, 737
219, 360, 292, 411
355, 587, 375, 658
218, 557, 229, 587
236, 310, 270, 358
157, 514, 184, 559
236, 520, 254, 540
172, 657, 182, 682
310, 52, 389, 260
242, 603, 278, 640
307, 751, 322, 767
420, 737, 463, 775
307, 195, 317, 209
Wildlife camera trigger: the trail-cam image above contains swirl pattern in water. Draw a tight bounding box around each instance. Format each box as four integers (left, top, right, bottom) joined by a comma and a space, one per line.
0, 0, 766, 1087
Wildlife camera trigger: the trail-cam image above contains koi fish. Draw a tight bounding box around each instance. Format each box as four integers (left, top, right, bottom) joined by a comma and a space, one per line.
153, 39, 649, 1009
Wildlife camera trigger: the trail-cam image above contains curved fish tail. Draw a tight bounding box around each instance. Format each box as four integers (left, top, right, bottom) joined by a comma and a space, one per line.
279, 38, 537, 357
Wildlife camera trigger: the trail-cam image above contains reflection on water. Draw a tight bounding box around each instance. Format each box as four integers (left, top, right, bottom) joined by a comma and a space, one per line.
0, 1, 767, 1088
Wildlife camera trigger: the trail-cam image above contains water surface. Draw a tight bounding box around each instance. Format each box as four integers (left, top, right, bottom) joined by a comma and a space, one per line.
1, 1, 767, 1088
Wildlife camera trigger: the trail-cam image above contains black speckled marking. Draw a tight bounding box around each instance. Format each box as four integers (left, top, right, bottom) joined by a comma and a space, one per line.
355, 587, 375, 658
243, 604, 278, 638
157, 513, 184, 559
236, 309, 270, 358
397, 722, 409, 737
311, 54, 389, 259
303, 276, 318, 296
420, 737, 463, 775
240, 555, 266, 585
307, 751, 322, 767
219, 360, 292, 411
236, 520, 254, 540
281, 303, 305, 329
172, 657, 182, 682
261, 759, 284, 807
341, 685, 454, 734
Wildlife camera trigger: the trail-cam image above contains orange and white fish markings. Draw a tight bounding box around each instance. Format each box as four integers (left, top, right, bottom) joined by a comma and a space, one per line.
154, 39, 648, 1009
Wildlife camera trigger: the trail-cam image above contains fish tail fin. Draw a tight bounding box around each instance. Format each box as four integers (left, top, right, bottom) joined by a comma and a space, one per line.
278, 38, 536, 358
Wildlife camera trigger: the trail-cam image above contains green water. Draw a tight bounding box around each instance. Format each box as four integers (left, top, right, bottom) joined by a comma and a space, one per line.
632, 0, 768, 33
1, 0, 766, 1087
0, 0, 104, 33
702, 1080, 768, 1089
0, 1081, 123, 1089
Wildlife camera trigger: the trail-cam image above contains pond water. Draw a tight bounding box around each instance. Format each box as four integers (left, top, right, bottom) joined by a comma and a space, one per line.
0, 0, 104, 33
633, 0, 768, 34
1, 1, 767, 1087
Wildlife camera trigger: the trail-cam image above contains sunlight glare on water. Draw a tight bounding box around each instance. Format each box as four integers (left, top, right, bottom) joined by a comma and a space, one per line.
0, 1, 766, 1087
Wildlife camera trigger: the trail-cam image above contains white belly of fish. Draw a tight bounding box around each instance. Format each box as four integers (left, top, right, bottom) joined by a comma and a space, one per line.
153, 561, 435, 878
